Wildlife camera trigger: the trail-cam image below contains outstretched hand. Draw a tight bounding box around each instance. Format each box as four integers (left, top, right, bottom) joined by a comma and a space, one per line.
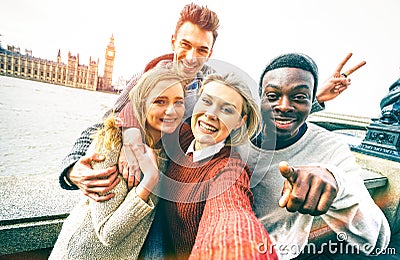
278, 161, 338, 216
316, 53, 366, 104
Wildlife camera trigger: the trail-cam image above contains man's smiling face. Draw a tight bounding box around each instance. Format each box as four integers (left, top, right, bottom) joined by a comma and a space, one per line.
260, 67, 313, 143
171, 21, 214, 79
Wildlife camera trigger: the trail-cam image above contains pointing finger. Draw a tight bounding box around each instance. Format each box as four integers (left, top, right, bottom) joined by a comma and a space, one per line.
279, 180, 292, 208
279, 161, 296, 183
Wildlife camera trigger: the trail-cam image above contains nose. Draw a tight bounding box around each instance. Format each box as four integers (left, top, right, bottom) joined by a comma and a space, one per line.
204, 106, 218, 120
204, 112, 217, 120
185, 48, 197, 61
275, 96, 294, 112
165, 103, 176, 115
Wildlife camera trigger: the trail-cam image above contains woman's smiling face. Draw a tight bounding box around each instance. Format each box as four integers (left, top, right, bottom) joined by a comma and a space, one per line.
191, 81, 246, 149
146, 80, 185, 142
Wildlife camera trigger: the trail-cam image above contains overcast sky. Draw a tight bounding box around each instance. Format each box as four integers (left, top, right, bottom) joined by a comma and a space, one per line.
1, 0, 399, 117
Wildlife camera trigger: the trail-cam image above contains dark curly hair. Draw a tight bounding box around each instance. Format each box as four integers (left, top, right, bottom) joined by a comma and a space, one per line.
259, 53, 319, 101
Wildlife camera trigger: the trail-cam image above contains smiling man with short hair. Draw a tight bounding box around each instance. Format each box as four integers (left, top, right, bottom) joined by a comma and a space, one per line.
237, 53, 391, 258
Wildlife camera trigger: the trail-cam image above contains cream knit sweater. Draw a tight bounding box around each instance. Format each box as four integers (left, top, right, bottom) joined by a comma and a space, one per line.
50, 117, 157, 260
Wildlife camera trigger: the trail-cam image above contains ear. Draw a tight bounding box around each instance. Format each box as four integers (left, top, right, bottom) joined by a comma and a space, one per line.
171, 35, 176, 51
234, 115, 247, 130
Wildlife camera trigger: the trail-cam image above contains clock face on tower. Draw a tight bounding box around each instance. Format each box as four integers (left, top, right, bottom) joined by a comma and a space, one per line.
108, 50, 114, 57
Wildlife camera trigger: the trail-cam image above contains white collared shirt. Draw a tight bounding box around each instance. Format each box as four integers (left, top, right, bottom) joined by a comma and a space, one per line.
186, 140, 225, 162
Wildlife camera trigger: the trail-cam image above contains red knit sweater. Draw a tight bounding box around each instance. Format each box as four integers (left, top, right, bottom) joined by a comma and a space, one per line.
161, 126, 277, 260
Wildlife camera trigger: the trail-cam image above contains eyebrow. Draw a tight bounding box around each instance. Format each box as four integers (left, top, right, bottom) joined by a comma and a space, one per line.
264, 84, 311, 91
154, 95, 184, 100
203, 93, 237, 109
293, 84, 311, 91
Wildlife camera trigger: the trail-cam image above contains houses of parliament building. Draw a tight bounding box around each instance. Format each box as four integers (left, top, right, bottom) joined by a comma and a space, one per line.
0, 35, 116, 92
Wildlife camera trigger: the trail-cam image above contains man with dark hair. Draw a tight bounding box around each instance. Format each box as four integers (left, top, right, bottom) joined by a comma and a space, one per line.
237, 53, 390, 258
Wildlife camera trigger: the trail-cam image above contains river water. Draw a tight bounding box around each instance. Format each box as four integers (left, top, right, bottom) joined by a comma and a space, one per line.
0, 76, 117, 176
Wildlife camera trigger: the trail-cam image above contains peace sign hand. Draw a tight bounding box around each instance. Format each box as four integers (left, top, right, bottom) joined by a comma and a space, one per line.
316, 53, 366, 104
335, 52, 367, 78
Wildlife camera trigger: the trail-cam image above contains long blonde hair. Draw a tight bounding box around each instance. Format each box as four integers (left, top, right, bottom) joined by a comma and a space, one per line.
129, 67, 183, 148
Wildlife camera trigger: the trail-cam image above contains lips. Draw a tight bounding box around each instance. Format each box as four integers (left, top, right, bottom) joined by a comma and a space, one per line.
161, 118, 177, 124
273, 117, 296, 130
181, 60, 198, 74
198, 120, 217, 133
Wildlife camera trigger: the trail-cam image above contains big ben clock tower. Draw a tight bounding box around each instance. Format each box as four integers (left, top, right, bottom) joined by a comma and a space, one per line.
103, 34, 115, 91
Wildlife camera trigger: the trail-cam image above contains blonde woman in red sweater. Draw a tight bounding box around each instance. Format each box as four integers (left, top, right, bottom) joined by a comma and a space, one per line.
157, 73, 277, 259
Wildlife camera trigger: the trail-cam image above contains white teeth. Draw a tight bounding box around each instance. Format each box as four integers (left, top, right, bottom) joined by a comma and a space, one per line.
162, 119, 175, 123
182, 61, 197, 69
184, 65, 195, 70
276, 120, 293, 125
199, 121, 217, 132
